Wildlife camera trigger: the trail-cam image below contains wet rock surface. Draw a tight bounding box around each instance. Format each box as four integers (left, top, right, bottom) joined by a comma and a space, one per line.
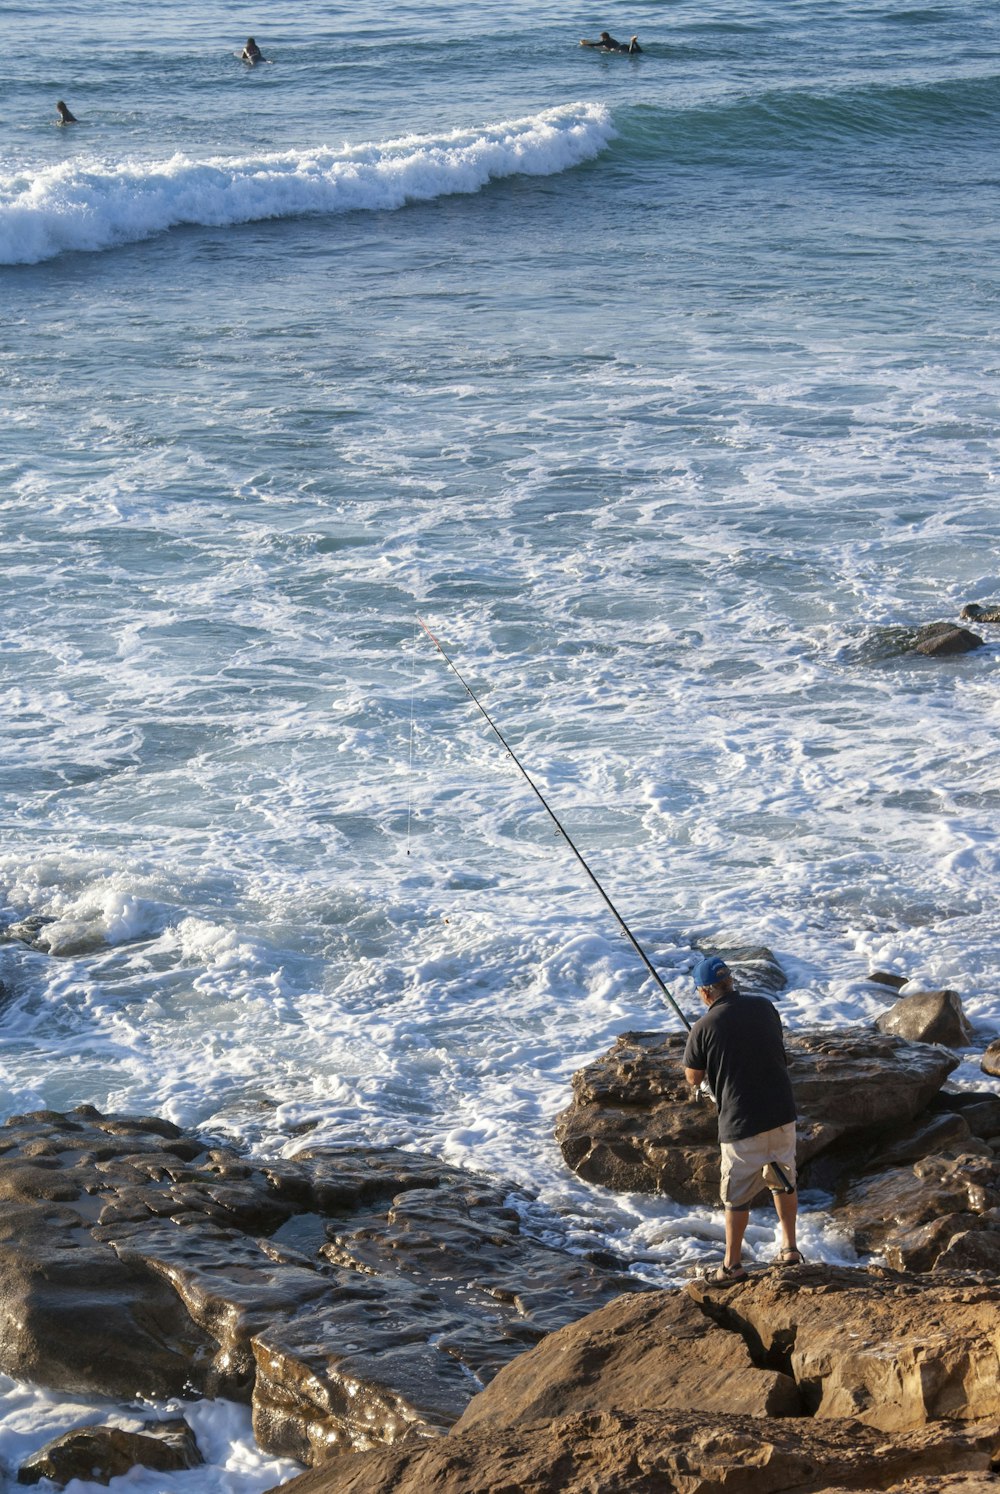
912, 622, 985, 656
844, 623, 987, 664
271, 1265, 1000, 1494
17, 1419, 201, 1488
960, 601, 1000, 624
0, 1107, 641, 1466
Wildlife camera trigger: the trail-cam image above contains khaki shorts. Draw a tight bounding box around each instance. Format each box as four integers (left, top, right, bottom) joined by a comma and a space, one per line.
720, 1122, 797, 1209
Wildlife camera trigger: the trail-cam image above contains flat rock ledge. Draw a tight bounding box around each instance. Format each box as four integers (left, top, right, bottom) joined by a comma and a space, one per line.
555, 1026, 1000, 1270
0, 1107, 640, 1467
271, 1264, 1000, 1493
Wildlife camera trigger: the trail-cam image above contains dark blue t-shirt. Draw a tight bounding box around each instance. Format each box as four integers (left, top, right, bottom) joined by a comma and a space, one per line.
682, 991, 796, 1143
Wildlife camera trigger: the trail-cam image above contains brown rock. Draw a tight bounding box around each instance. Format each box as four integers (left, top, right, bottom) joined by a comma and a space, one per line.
556, 1027, 958, 1203
832, 1145, 1000, 1272
928, 1090, 1000, 1142
869, 970, 909, 990
960, 602, 1000, 624
687, 1265, 1000, 1432
266, 1264, 1000, 1493
912, 623, 985, 656
876, 989, 973, 1047
265, 1409, 999, 1494
982, 1040, 1000, 1078
0, 1109, 640, 1464
17, 1418, 201, 1487
452, 1289, 800, 1435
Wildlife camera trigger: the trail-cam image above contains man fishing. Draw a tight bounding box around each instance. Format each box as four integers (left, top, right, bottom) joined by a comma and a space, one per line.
683, 955, 801, 1281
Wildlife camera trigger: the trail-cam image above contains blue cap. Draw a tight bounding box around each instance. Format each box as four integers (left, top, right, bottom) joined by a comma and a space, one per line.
692, 955, 731, 989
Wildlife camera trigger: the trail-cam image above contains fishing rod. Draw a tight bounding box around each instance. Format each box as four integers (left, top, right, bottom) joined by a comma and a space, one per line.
416, 616, 692, 1032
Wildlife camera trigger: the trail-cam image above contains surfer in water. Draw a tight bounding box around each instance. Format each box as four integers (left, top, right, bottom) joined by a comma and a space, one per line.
55, 100, 78, 124
241, 36, 266, 64
579, 31, 642, 52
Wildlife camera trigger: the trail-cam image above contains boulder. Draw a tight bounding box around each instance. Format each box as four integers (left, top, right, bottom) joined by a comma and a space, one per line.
17, 1419, 201, 1487
982, 1040, 1000, 1079
960, 602, 1000, 624
555, 1026, 958, 1203
265, 1410, 999, 1494
875, 989, 973, 1047
0, 1108, 641, 1465
451, 1289, 800, 1434
0, 914, 57, 951
912, 623, 985, 656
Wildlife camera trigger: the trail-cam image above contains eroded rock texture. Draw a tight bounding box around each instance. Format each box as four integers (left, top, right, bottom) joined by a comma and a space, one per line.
0, 1107, 640, 1464
269, 1410, 998, 1494
687, 1265, 1000, 1431
271, 1265, 1000, 1493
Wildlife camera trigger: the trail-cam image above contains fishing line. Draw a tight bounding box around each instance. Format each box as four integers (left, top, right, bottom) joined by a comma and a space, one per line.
406, 619, 418, 855
417, 615, 692, 1031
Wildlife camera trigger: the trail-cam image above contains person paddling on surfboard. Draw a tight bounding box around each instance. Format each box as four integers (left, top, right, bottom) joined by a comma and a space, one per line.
580, 31, 642, 52
55, 100, 78, 124
241, 36, 266, 65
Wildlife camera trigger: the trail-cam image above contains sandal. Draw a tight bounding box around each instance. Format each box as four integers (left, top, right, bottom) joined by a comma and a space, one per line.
709, 1261, 748, 1282
775, 1247, 803, 1265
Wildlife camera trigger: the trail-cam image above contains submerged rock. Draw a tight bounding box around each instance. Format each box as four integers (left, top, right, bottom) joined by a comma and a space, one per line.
841, 623, 985, 664
0, 1108, 641, 1465
0, 914, 58, 951
868, 969, 909, 990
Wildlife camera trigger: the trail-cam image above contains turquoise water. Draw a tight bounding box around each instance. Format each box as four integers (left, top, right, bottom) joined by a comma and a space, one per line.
1, 1, 999, 1482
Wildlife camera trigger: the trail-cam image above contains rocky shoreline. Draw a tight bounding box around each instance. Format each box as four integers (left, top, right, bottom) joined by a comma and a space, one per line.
277, 1265, 1000, 1493
0, 955, 996, 1488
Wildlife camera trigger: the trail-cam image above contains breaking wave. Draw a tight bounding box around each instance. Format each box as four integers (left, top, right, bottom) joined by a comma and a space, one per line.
0, 101, 614, 265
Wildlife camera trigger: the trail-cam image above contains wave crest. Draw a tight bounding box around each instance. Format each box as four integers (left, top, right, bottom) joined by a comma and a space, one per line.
0, 102, 614, 265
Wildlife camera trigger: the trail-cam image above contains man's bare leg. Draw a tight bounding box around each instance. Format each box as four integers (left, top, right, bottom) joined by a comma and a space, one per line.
724, 1205, 750, 1267
773, 1188, 798, 1255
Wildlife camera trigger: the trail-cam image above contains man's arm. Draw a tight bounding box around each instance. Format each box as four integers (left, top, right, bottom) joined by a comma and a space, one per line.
684, 1066, 705, 1087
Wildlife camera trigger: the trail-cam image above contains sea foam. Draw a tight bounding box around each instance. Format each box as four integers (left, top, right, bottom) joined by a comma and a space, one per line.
0, 102, 614, 265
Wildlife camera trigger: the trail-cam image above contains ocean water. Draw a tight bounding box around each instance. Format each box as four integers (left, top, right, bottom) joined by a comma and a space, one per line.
2, 0, 999, 1484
